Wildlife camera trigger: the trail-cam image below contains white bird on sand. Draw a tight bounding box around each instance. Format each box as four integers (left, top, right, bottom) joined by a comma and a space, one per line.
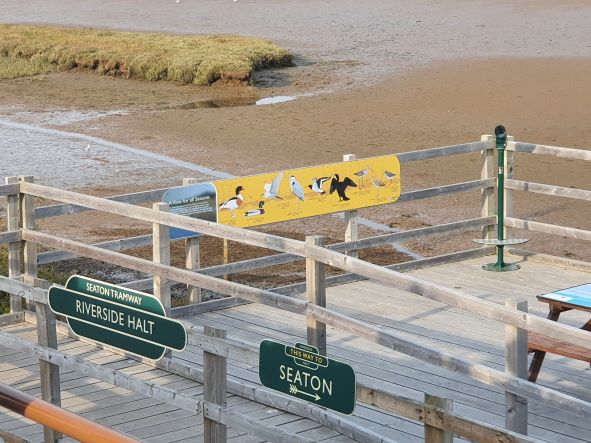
85, 144, 91, 152
219, 186, 245, 217
307, 177, 330, 194
263, 172, 283, 199
354, 167, 373, 187
384, 170, 397, 183
289, 175, 305, 207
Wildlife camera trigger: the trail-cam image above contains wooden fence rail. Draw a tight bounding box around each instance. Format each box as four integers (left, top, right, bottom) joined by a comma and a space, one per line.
5, 231, 591, 423
17, 182, 591, 353
10, 309, 546, 443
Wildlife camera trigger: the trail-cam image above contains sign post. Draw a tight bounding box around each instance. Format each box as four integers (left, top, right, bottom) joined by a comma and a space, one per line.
259, 340, 356, 415
49, 276, 187, 360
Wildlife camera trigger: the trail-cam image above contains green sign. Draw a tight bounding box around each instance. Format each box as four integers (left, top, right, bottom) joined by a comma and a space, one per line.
48, 276, 187, 360
259, 340, 356, 415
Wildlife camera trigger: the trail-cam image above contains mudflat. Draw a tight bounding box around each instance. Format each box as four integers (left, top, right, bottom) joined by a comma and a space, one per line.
1, 0, 590, 263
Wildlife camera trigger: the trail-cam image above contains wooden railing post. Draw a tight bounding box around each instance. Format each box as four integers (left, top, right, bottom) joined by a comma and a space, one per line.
183, 178, 202, 304
505, 299, 528, 435
306, 235, 326, 356
343, 154, 359, 257
480, 135, 495, 240
5, 176, 22, 313
20, 176, 61, 443
153, 202, 171, 316
204, 326, 227, 443
424, 394, 453, 443
504, 135, 515, 240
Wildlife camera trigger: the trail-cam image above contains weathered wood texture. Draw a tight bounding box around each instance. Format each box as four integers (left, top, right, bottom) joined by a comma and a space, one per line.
18, 229, 591, 420
508, 248, 591, 273
0, 329, 320, 443
0, 312, 25, 327
35, 187, 168, 219
397, 141, 488, 163
20, 176, 61, 443
0, 182, 20, 197
343, 154, 359, 258
505, 300, 528, 435
37, 234, 152, 265
186, 237, 202, 304
115, 217, 494, 293
5, 176, 22, 313
424, 394, 452, 443
0, 230, 21, 245
153, 203, 171, 317
480, 135, 496, 240
306, 236, 326, 356
505, 217, 591, 241
398, 178, 494, 203
40, 309, 543, 443
204, 327, 227, 442
505, 179, 591, 201
508, 142, 591, 161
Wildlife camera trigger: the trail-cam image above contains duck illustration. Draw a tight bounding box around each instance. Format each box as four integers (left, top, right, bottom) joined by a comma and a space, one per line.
307, 177, 331, 194
289, 175, 305, 208
384, 170, 397, 183
330, 174, 357, 201
263, 172, 283, 199
244, 201, 265, 217
354, 167, 373, 187
219, 185, 245, 216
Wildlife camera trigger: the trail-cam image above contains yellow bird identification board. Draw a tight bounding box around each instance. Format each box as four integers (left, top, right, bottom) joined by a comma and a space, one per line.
214, 155, 400, 228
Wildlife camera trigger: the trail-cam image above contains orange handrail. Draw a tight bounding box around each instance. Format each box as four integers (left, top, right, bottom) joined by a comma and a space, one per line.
0, 383, 138, 443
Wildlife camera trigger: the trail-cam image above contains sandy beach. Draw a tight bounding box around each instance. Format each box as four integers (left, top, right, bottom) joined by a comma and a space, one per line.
1, 0, 590, 264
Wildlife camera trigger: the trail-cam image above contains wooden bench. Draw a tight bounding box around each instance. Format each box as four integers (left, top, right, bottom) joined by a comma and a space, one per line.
528, 332, 591, 382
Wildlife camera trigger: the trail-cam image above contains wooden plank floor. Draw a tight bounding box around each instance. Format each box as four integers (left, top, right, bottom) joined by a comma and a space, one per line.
178, 256, 591, 443
0, 323, 357, 442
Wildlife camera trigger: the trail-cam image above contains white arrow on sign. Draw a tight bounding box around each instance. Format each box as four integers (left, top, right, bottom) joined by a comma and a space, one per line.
289, 384, 320, 401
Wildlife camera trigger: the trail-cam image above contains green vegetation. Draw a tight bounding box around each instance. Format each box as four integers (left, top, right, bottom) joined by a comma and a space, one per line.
0, 246, 69, 314
0, 25, 292, 85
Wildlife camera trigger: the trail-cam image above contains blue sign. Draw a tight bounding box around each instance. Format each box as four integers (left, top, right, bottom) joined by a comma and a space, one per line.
163, 183, 218, 239
543, 283, 591, 309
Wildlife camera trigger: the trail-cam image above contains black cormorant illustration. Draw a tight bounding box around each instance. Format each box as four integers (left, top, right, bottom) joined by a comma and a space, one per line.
330, 174, 357, 201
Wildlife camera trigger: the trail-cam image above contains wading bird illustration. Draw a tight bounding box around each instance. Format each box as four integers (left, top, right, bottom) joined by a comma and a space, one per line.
307, 177, 331, 194
372, 178, 386, 196
384, 170, 397, 183
219, 185, 245, 217
244, 201, 265, 217
289, 175, 305, 208
263, 172, 283, 199
353, 167, 373, 187
330, 174, 357, 201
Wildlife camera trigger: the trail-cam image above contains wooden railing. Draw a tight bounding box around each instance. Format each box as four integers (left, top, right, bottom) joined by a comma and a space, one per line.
504, 141, 591, 248
1, 137, 590, 443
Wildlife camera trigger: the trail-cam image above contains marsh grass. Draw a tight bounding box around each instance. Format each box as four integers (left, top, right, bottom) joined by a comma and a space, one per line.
0, 25, 293, 85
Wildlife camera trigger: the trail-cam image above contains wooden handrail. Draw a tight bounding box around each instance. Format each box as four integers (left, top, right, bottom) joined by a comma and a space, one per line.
507, 141, 591, 160
0, 382, 138, 443
11, 230, 591, 420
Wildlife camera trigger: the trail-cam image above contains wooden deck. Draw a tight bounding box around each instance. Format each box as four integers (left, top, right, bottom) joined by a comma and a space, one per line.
176, 255, 590, 443
1, 255, 589, 442
0, 323, 356, 442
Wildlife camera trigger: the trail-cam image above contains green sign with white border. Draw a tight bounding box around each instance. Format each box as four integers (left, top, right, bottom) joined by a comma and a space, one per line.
259, 340, 356, 415
48, 275, 187, 360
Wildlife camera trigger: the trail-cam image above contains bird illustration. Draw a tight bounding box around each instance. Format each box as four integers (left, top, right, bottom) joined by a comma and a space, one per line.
354, 167, 373, 187
384, 170, 397, 183
263, 172, 283, 199
289, 175, 305, 208
307, 177, 330, 194
244, 201, 265, 217
372, 179, 386, 196
219, 185, 245, 217
330, 174, 357, 201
